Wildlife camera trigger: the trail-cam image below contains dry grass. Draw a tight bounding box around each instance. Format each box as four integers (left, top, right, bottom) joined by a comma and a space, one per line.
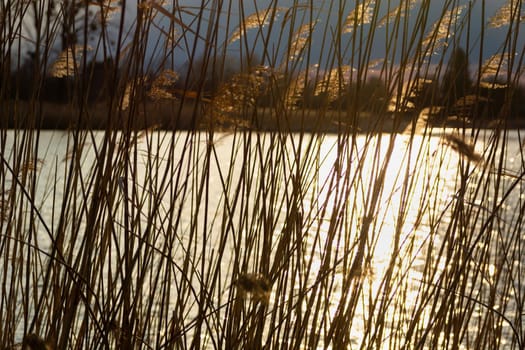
1, 1, 525, 349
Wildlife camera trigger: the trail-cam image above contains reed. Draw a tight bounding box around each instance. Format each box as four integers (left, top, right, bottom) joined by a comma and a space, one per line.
1, 0, 524, 349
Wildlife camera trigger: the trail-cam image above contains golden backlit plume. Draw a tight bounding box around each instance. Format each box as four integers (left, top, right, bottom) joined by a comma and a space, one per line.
378, 0, 419, 28
422, 5, 466, 55
51, 45, 91, 78
19, 159, 44, 178
480, 53, 513, 80
205, 67, 270, 129
148, 69, 179, 100
121, 82, 132, 111
288, 21, 317, 61
367, 58, 385, 70
343, 0, 375, 34
228, 7, 287, 45
121, 76, 147, 110
314, 65, 353, 103
488, 1, 525, 29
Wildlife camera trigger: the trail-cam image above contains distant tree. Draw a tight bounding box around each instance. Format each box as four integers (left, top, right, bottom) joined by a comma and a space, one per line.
410, 76, 439, 109
511, 84, 525, 118
10, 1, 122, 102
337, 77, 390, 113
441, 47, 472, 108
55, 0, 82, 50
48, 1, 122, 51
480, 80, 525, 120
358, 77, 390, 113
297, 81, 327, 109
22, 1, 104, 55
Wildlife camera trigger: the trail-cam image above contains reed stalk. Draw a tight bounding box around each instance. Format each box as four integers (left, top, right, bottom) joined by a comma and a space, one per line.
1, 1, 524, 349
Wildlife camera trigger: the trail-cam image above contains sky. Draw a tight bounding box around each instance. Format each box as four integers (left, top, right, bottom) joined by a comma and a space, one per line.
11, 0, 525, 80
142, 0, 524, 78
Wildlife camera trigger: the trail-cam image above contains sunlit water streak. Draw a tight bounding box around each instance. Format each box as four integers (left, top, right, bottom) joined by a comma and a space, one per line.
2, 129, 524, 348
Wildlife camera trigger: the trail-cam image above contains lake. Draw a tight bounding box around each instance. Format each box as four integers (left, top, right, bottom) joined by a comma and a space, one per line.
1, 128, 524, 349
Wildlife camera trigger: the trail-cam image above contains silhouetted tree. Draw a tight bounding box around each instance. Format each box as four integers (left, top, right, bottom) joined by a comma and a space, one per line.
356, 77, 390, 113
409, 76, 440, 110
9, 1, 123, 102
326, 77, 390, 112
511, 84, 525, 118
441, 47, 472, 108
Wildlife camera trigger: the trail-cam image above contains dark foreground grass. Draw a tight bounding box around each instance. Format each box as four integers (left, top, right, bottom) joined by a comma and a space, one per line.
1, 1, 525, 349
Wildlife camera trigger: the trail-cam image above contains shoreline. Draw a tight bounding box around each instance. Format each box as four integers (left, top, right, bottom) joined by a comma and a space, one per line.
3, 99, 525, 133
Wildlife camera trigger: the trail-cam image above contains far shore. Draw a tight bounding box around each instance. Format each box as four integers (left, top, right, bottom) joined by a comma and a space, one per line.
3, 99, 525, 133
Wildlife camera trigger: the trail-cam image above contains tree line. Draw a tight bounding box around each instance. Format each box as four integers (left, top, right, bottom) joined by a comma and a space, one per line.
3, 45, 525, 123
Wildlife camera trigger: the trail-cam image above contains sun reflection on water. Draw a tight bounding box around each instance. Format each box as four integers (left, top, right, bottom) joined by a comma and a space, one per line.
300, 132, 463, 347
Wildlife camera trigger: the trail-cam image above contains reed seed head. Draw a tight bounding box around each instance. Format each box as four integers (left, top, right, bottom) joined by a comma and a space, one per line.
443, 134, 483, 163
22, 334, 49, 350
235, 273, 272, 304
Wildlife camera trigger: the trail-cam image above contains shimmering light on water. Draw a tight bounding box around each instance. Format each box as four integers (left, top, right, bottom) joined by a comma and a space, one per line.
2, 129, 525, 348
300, 133, 464, 347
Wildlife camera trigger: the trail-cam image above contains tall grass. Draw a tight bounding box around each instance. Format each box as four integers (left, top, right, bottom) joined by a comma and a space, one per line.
1, 0, 525, 349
